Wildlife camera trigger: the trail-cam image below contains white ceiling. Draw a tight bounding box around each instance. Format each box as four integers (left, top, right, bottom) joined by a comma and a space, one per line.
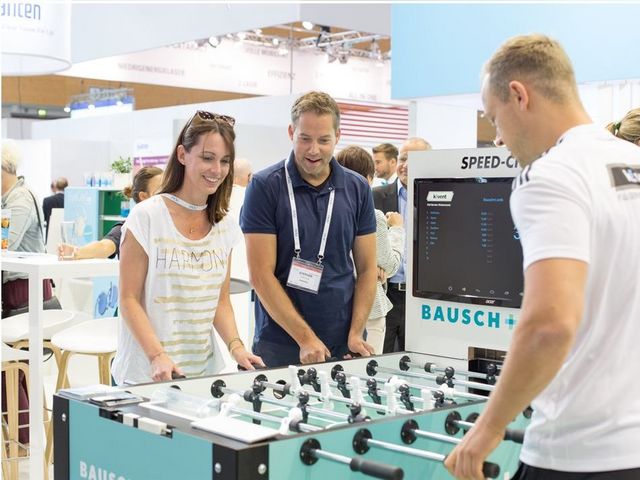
70, 2, 390, 63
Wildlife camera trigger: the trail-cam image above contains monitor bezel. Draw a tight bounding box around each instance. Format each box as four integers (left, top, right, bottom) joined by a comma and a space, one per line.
412, 176, 522, 309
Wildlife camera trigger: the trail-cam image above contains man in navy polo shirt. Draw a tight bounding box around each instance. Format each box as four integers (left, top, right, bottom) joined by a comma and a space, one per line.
241, 91, 377, 367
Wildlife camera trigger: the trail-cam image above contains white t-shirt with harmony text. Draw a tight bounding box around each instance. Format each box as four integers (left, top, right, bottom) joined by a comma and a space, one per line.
111, 195, 241, 385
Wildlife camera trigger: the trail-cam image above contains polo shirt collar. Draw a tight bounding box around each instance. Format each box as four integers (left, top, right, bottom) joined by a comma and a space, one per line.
285, 150, 345, 189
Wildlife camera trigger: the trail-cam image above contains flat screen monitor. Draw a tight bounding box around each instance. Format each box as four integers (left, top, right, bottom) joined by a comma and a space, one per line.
413, 177, 523, 308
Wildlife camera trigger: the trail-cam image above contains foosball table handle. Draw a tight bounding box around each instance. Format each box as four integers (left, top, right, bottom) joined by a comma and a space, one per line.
349, 456, 404, 480
504, 428, 525, 444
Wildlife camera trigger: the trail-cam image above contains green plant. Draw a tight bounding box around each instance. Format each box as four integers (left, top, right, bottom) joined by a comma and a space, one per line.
111, 156, 132, 174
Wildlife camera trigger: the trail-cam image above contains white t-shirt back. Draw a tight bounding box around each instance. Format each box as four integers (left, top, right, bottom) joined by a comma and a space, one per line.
111, 195, 241, 385
512, 124, 640, 471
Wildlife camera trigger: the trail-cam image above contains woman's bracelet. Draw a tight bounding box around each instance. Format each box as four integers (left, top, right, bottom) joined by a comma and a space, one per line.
227, 337, 244, 353
149, 350, 165, 362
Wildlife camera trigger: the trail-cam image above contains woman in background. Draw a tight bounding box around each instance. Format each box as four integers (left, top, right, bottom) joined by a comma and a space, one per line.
57, 166, 163, 260
112, 111, 263, 384
607, 107, 640, 146
336, 145, 405, 354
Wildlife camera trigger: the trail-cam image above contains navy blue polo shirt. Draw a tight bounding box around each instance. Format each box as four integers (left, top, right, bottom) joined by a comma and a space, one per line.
240, 152, 376, 348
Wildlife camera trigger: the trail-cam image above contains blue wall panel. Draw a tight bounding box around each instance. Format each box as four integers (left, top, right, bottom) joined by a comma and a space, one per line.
392, 4, 640, 98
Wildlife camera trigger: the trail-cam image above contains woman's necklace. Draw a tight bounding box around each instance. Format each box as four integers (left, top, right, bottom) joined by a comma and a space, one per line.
162, 193, 207, 211
162, 194, 207, 235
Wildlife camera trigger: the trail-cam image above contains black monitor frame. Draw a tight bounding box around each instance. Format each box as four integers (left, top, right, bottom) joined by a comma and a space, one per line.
412, 176, 523, 309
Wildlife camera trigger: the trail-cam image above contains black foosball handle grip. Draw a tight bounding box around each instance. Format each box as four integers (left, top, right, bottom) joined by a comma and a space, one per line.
504, 428, 525, 444
482, 461, 501, 479
350, 457, 404, 480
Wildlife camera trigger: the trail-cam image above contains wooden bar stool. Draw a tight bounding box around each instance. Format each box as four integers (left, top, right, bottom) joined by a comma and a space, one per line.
45, 317, 118, 465
2, 344, 30, 480
2, 309, 77, 370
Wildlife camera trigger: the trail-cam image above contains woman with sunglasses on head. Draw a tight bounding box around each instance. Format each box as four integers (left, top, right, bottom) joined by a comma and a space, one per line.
57, 166, 163, 260
111, 111, 264, 384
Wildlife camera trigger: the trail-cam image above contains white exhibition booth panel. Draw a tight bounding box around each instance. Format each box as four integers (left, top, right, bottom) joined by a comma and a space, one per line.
405, 147, 522, 363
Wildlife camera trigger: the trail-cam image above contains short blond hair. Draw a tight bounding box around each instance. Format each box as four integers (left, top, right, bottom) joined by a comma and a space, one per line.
607, 108, 640, 145
1, 139, 21, 175
291, 91, 340, 131
483, 34, 578, 104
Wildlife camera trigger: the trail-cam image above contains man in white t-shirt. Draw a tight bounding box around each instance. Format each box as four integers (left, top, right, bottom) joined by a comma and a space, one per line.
446, 34, 640, 480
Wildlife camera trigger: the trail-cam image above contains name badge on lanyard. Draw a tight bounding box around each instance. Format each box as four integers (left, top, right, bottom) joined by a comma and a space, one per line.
287, 257, 324, 294
284, 161, 335, 295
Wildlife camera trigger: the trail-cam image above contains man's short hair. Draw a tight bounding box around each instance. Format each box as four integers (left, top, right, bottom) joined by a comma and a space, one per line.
483, 34, 578, 104
1, 140, 21, 175
372, 143, 399, 161
291, 91, 340, 131
336, 146, 375, 181
399, 137, 432, 159
54, 177, 68, 191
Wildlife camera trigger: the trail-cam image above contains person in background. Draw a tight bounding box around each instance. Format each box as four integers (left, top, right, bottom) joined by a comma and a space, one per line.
607, 107, 640, 146
371, 142, 398, 188
241, 91, 377, 367
1, 140, 55, 316
1, 140, 54, 446
445, 34, 640, 480
42, 176, 68, 240
373, 136, 431, 353
57, 167, 163, 260
336, 145, 404, 354
111, 111, 263, 385
229, 157, 253, 220
233, 157, 253, 187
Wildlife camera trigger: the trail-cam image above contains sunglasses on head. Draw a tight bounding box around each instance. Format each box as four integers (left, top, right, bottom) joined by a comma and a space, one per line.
187, 110, 236, 129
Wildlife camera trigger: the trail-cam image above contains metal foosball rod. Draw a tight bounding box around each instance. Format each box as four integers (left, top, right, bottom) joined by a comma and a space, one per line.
331, 364, 488, 402
301, 366, 426, 408
442, 412, 525, 444
352, 429, 500, 479
221, 401, 322, 433
330, 365, 427, 407
256, 373, 374, 424
211, 378, 353, 424
398, 355, 498, 383
400, 419, 525, 446
300, 438, 404, 480
298, 370, 401, 415
367, 360, 496, 393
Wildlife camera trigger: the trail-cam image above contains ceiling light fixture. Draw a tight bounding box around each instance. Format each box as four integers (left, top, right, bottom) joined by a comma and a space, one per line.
278, 45, 289, 56
326, 46, 337, 63
316, 25, 331, 47
370, 39, 381, 58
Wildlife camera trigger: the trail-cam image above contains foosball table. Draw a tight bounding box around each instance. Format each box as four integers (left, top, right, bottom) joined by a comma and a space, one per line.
53, 352, 528, 479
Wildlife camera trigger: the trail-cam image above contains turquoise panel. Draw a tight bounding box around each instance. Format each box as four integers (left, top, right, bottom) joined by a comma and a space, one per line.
269, 401, 527, 479
68, 402, 212, 480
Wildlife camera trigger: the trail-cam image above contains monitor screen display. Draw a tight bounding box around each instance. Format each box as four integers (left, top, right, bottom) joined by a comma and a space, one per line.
413, 177, 523, 308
